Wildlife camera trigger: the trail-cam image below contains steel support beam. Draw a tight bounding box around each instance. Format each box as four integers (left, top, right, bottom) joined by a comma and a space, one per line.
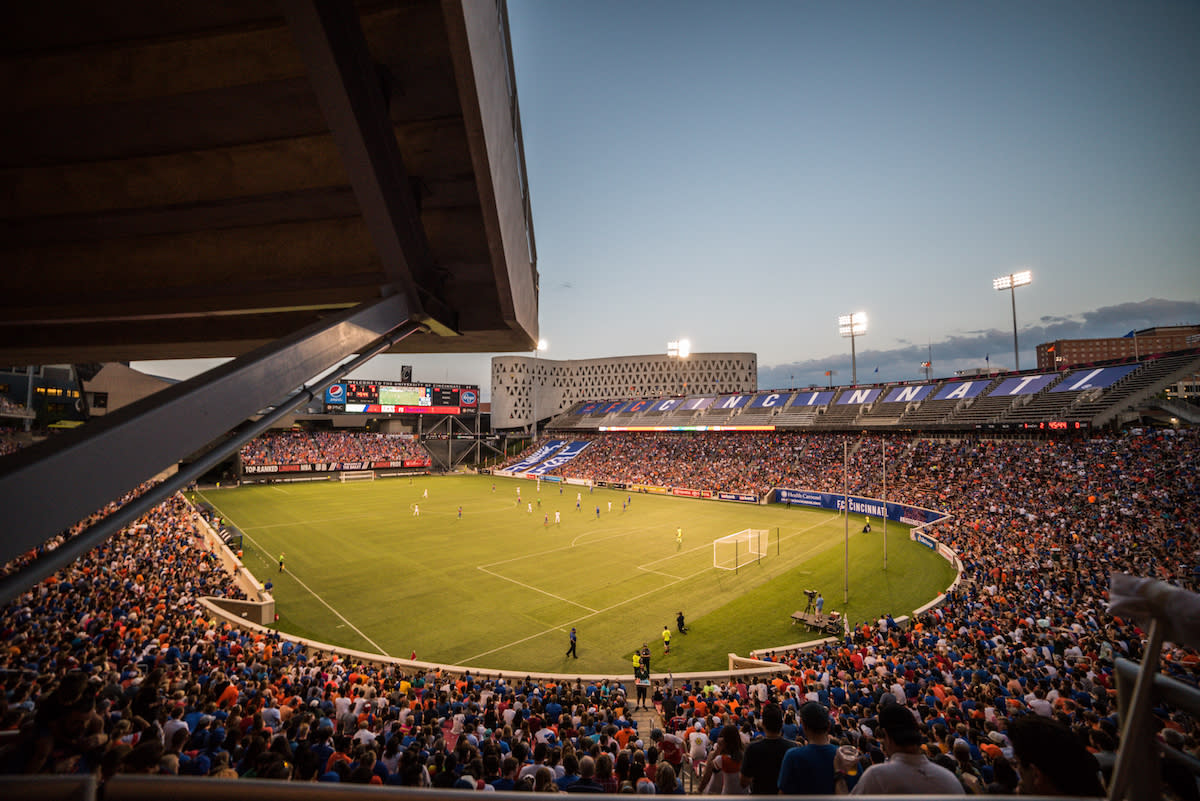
282, 0, 457, 336
0, 294, 416, 566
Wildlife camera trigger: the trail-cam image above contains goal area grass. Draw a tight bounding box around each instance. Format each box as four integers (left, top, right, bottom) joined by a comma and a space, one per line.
193, 475, 956, 675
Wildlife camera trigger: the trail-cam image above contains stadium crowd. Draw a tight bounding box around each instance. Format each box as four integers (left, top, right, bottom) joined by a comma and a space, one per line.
0, 428, 1197, 796
239, 431, 429, 466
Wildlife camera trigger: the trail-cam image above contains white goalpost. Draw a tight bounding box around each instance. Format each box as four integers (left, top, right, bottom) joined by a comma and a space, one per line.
338, 470, 376, 483
713, 529, 769, 573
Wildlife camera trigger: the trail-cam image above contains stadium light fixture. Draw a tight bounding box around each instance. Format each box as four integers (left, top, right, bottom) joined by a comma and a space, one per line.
668, 339, 691, 394
838, 312, 868, 385
993, 270, 1032, 371
532, 339, 548, 441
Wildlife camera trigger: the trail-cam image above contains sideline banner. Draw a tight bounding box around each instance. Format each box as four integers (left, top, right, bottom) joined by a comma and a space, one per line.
718, 492, 758, 503
775, 488, 945, 525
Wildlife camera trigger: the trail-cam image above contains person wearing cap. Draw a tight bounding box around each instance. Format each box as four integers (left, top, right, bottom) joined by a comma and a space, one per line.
566, 627, 577, 659
849, 704, 961, 794
778, 701, 837, 794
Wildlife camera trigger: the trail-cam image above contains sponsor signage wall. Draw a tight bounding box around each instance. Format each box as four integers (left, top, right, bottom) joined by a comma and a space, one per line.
243, 458, 431, 475
775, 487, 945, 526
718, 492, 758, 503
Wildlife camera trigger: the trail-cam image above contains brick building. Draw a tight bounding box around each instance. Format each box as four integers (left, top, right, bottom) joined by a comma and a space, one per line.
1036, 325, 1200, 371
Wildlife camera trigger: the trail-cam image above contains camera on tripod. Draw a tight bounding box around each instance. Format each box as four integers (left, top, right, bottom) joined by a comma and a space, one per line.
804, 589, 817, 600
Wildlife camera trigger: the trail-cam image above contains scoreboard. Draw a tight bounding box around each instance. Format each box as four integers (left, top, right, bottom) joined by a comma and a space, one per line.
324, 381, 479, 415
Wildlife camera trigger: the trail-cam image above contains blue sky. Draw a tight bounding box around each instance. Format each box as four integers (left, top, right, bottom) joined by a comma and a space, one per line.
138, 0, 1200, 397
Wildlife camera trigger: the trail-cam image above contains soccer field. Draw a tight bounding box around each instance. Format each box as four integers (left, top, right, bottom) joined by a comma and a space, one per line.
193, 475, 956, 674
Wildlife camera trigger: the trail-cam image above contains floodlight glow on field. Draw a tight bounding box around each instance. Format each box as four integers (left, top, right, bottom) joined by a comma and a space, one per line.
838, 312, 868, 385
993, 270, 1032, 370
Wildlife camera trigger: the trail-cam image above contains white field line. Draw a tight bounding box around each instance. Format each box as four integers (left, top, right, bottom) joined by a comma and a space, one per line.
464, 516, 844, 663
476, 566, 599, 613
198, 493, 389, 656
462, 561, 715, 663
478, 525, 633, 569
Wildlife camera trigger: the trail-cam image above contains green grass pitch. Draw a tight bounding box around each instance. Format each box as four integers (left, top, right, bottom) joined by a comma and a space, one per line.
192, 475, 956, 675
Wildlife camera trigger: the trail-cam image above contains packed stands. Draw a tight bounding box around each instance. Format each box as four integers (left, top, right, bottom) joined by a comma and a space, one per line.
2, 428, 1197, 796
240, 431, 429, 467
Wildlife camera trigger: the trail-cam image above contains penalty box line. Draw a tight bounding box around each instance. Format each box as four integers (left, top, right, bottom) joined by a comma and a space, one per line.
197, 492, 389, 657
462, 561, 716, 664
634, 517, 833, 576
476, 565, 599, 614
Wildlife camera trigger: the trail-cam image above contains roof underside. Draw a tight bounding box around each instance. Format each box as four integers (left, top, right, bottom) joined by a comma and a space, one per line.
0, 0, 538, 365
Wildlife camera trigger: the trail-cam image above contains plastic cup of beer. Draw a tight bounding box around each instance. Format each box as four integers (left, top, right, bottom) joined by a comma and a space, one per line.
836, 744, 859, 777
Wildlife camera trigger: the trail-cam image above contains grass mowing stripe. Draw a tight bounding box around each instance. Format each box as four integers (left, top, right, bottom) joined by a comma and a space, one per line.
195, 476, 955, 673
197, 491, 389, 655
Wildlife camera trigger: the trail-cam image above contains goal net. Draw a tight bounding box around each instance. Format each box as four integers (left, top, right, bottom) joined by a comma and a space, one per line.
713, 529, 768, 572
339, 470, 376, 483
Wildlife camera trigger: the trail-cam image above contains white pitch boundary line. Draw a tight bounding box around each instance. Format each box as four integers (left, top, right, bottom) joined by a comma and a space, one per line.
479, 525, 632, 569
463, 561, 715, 663
197, 492, 389, 656
464, 516, 847, 663
476, 566, 599, 613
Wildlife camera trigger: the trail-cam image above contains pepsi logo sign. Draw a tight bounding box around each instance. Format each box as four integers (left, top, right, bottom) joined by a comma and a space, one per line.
461, 390, 478, 405
327, 384, 345, 400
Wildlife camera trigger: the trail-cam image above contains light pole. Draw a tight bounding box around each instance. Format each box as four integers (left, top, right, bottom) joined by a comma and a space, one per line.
838, 312, 868, 385
993, 270, 1032, 371
531, 339, 547, 441
843, 439, 850, 605
668, 338, 691, 394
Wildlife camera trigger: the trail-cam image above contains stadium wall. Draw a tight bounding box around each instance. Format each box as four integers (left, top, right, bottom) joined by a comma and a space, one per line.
491, 352, 757, 430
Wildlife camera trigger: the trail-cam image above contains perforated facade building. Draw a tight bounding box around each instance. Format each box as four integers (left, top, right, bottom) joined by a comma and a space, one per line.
491, 353, 757, 430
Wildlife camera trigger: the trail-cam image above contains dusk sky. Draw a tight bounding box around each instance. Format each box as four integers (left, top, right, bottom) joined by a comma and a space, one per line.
139, 1, 1200, 396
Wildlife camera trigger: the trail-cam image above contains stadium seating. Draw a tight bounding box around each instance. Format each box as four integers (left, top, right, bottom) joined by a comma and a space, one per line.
3, 425, 1198, 795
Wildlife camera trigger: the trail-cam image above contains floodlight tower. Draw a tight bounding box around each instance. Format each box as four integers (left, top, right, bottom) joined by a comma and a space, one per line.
993, 270, 1032, 371
838, 312, 868, 385
668, 338, 691, 394
531, 338, 547, 441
